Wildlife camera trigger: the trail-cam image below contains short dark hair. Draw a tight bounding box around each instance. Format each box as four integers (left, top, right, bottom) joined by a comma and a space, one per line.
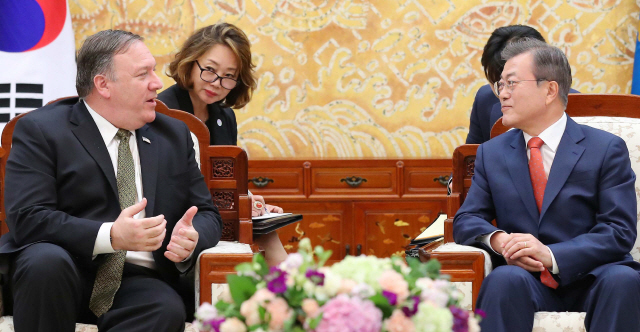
167, 23, 256, 109
481, 25, 545, 85
501, 38, 572, 106
76, 30, 143, 98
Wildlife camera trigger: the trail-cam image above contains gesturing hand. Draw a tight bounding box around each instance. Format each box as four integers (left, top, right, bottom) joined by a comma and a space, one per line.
111, 198, 166, 251
164, 206, 199, 263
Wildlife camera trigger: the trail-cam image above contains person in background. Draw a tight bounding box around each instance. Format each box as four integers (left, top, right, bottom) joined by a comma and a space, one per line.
158, 23, 288, 267
466, 25, 580, 144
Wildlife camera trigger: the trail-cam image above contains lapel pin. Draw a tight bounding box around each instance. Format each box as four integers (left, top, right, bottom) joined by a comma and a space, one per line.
142, 136, 151, 144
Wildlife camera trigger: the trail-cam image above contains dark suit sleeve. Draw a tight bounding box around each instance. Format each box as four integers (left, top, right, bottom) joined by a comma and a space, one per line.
466, 92, 485, 144
5, 116, 102, 262
549, 137, 637, 285
180, 122, 222, 273
452, 144, 501, 253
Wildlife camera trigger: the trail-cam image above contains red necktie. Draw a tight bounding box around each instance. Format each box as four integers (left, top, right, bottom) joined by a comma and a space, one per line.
528, 137, 559, 289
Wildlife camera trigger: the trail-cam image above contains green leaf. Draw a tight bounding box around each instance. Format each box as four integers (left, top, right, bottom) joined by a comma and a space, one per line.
253, 254, 270, 277
227, 275, 257, 304
285, 286, 306, 307
307, 312, 323, 329
369, 293, 393, 319
235, 262, 254, 274
425, 259, 442, 279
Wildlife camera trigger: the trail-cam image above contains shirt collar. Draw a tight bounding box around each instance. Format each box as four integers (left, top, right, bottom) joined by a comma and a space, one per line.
84, 100, 133, 145
523, 112, 567, 152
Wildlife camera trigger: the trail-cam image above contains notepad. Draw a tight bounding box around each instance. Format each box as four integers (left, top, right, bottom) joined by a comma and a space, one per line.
410, 213, 447, 244
252, 212, 292, 221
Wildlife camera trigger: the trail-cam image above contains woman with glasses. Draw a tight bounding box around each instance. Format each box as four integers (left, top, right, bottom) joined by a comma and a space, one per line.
158, 23, 288, 267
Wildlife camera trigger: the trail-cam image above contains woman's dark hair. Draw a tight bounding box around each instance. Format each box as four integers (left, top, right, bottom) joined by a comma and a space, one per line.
481, 25, 545, 85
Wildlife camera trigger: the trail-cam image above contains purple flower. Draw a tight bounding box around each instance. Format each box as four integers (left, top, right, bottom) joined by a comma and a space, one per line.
305, 269, 325, 286
382, 290, 398, 306
266, 267, 288, 294
450, 305, 470, 332
401, 296, 420, 317
475, 308, 486, 319
204, 317, 225, 332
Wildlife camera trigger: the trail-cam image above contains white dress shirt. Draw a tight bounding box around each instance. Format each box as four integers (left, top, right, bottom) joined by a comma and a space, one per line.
482, 113, 567, 274
85, 101, 157, 269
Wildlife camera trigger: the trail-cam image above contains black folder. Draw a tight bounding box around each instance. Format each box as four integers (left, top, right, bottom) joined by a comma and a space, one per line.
252, 213, 303, 235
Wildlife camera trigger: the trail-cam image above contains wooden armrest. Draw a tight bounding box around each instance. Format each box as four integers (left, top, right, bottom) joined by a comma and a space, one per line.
419, 242, 485, 309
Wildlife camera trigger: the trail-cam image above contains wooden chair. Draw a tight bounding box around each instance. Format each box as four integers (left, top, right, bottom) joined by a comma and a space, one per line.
420, 93, 640, 330
0, 98, 256, 331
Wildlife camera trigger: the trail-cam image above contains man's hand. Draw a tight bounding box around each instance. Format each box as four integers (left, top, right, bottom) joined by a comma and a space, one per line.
502, 233, 552, 271
490, 232, 545, 272
164, 206, 199, 263
111, 198, 166, 251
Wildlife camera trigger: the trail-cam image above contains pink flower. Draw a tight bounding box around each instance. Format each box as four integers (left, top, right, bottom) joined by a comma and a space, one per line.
301, 298, 320, 318
239, 288, 276, 326
379, 270, 409, 304
385, 309, 416, 332
265, 297, 293, 331
219, 317, 246, 332
316, 294, 382, 332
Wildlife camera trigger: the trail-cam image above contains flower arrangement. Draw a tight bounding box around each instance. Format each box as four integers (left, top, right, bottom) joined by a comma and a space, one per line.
194, 238, 483, 332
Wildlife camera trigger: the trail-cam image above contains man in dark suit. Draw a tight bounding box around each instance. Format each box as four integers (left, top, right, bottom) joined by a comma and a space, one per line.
0, 30, 222, 332
453, 38, 640, 331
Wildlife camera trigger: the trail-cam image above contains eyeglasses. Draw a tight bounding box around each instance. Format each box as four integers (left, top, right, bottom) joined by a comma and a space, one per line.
195, 60, 238, 90
494, 79, 548, 95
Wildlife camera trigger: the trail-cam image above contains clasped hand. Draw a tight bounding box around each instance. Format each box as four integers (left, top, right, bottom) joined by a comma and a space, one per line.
491, 232, 552, 272
110, 198, 199, 262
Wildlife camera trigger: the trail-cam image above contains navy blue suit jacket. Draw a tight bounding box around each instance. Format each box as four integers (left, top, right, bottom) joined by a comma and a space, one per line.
466, 84, 579, 144
453, 116, 640, 287
0, 98, 222, 292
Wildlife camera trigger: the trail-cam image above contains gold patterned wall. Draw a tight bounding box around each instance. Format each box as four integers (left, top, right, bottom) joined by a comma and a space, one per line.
70, 0, 640, 159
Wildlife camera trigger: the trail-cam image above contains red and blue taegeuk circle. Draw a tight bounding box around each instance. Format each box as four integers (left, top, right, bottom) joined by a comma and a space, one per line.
0, 0, 67, 52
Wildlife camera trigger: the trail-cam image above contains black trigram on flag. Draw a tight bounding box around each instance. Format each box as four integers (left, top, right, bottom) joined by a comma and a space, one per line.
0, 82, 44, 124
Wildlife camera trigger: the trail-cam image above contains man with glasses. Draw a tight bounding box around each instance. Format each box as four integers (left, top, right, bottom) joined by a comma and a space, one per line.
453, 38, 640, 332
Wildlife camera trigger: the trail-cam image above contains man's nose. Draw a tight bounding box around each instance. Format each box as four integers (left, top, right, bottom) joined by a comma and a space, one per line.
150, 71, 163, 91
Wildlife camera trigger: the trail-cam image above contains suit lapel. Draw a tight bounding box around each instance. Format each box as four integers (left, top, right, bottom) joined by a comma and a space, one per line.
69, 102, 118, 197
136, 124, 158, 216
540, 118, 585, 219
505, 131, 540, 222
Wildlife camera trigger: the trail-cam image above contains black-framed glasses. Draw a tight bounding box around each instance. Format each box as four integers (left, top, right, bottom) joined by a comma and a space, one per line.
494, 79, 548, 95
195, 60, 238, 90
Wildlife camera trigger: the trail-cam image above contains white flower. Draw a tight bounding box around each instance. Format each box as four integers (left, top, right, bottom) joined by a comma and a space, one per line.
350, 282, 375, 298
280, 253, 303, 270
468, 316, 481, 332
195, 302, 217, 321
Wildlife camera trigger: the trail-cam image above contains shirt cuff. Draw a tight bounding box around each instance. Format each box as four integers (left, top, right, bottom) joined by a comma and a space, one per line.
480, 230, 505, 255
546, 246, 559, 274
93, 222, 116, 256
175, 245, 196, 273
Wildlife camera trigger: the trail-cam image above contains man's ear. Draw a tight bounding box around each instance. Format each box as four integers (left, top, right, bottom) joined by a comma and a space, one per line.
93, 74, 110, 99
545, 81, 559, 106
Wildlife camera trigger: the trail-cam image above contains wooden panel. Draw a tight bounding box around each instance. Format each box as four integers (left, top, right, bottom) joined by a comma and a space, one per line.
265, 201, 352, 263
354, 200, 446, 257
199, 252, 255, 305
248, 168, 304, 197
310, 167, 397, 196
403, 166, 450, 196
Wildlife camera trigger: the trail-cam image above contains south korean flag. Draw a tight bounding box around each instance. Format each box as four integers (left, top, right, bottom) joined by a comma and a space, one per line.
0, 0, 77, 131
